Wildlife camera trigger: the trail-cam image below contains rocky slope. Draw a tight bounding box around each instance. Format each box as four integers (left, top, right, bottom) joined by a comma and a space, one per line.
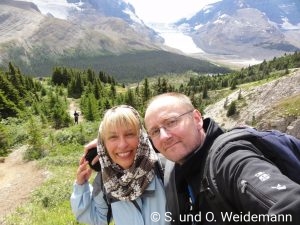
204, 68, 300, 138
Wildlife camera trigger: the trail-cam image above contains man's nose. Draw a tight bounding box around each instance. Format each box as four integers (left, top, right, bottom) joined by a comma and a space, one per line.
159, 127, 171, 139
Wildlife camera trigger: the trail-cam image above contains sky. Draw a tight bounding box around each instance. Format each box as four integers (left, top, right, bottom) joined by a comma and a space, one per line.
125, 0, 221, 23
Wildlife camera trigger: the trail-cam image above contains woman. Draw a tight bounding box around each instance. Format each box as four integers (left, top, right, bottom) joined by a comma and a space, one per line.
71, 105, 168, 225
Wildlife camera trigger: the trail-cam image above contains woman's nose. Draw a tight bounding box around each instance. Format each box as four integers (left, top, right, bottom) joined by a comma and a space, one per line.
118, 136, 129, 148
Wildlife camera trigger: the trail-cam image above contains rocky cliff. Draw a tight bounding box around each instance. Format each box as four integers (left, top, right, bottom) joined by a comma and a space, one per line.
204, 68, 300, 138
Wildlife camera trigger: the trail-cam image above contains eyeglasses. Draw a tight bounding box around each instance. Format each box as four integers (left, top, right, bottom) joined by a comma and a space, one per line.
147, 110, 194, 139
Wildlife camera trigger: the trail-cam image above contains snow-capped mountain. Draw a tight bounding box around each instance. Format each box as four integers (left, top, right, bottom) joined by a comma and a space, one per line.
1, 0, 299, 77
21, 0, 140, 22
19, 0, 157, 40
0, 0, 162, 53
174, 0, 300, 61
0, 0, 171, 77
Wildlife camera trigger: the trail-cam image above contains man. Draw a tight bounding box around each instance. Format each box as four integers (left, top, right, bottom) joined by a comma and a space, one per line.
74, 110, 79, 124
144, 92, 300, 225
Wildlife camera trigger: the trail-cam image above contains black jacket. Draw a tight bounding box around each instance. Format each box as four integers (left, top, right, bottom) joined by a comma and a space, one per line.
164, 118, 300, 225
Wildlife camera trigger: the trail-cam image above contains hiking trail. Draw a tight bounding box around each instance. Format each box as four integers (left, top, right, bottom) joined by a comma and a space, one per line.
0, 145, 46, 223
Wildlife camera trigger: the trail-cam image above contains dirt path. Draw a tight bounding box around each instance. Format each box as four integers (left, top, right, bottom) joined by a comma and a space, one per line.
0, 99, 81, 223
0, 145, 46, 223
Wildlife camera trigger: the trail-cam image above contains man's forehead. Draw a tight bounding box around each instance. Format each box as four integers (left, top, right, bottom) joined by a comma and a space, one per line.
146, 98, 181, 121
149, 96, 178, 108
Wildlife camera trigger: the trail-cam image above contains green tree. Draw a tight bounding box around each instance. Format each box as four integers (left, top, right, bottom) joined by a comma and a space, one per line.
82, 93, 98, 121
0, 74, 20, 105
109, 84, 116, 99
25, 117, 44, 160
125, 88, 136, 107
227, 101, 237, 117
0, 123, 10, 156
202, 84, 208, 99
142, 78, 150, 103
0, 90, 19, 118
230, 79, 237, 90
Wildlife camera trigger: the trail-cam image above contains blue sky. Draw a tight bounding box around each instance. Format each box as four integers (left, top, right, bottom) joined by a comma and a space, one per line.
125, 0, 221, 23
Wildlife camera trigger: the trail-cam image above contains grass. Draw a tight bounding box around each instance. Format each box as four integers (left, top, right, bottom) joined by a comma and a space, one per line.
272, 93, 300, 117
2, 120, 99, 225
4, 156, 82, 225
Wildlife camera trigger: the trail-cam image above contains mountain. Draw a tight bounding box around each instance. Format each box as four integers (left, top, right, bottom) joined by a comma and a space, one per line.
175, 0, 300, 62
0, 0, 163, 53
0, 0, 230, 82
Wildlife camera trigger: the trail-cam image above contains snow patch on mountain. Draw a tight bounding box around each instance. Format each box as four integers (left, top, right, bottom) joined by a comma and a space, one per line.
123, 8, 143, 24
21, 0, 83, 19
148, 23, 204, 54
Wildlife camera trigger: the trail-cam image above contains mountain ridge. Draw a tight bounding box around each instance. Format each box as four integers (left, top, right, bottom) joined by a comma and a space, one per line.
0, 0, 230, 81
175, 0, 300, 62
1, 0, 299, 80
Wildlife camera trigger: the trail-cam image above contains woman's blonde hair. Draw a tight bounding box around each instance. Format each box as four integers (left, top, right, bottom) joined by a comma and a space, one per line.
98, 105, 141, 142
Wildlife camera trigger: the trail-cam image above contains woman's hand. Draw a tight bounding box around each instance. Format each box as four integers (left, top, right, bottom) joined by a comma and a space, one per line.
76, 156, 92, 185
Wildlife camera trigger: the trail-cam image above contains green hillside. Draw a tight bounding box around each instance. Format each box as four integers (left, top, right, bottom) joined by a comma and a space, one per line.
3, 50, 232, 83
0, 51, 299, 224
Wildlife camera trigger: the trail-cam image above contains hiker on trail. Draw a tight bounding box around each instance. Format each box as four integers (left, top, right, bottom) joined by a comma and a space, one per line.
70, 105, 169, 225
74, 110, 79, 124
144, 92, 300, 225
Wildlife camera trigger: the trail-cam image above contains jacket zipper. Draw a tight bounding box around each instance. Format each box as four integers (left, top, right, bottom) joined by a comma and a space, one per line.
240, 180, 275, 209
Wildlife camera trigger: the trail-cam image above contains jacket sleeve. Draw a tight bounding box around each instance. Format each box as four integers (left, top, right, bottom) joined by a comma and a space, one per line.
70, 174, 109, 225
216, 140, 300, 225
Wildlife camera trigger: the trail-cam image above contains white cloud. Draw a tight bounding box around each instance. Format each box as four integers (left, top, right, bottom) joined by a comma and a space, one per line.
125, 0, 221, 23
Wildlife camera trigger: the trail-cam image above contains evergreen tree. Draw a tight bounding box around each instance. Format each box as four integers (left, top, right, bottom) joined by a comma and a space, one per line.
142, 78, 150, 103
51, 100, 70, 129
227, 101, 237, 117
81, 93, 98, 122
230, 79, 237, 90
0, 90, 19, 118
125, 88, 135, 107
99, 71, 108, 83
110, 83, 116, 99
87, 68, 95, 83
0, 74, 20, 104
0, 123, 10, 156
25, 116, 44, 160
94, 79, 103, 100
6, 63, 26, 98
51, 67, 71, 86
161, 78, 168, 93
202, 84, 208, 99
